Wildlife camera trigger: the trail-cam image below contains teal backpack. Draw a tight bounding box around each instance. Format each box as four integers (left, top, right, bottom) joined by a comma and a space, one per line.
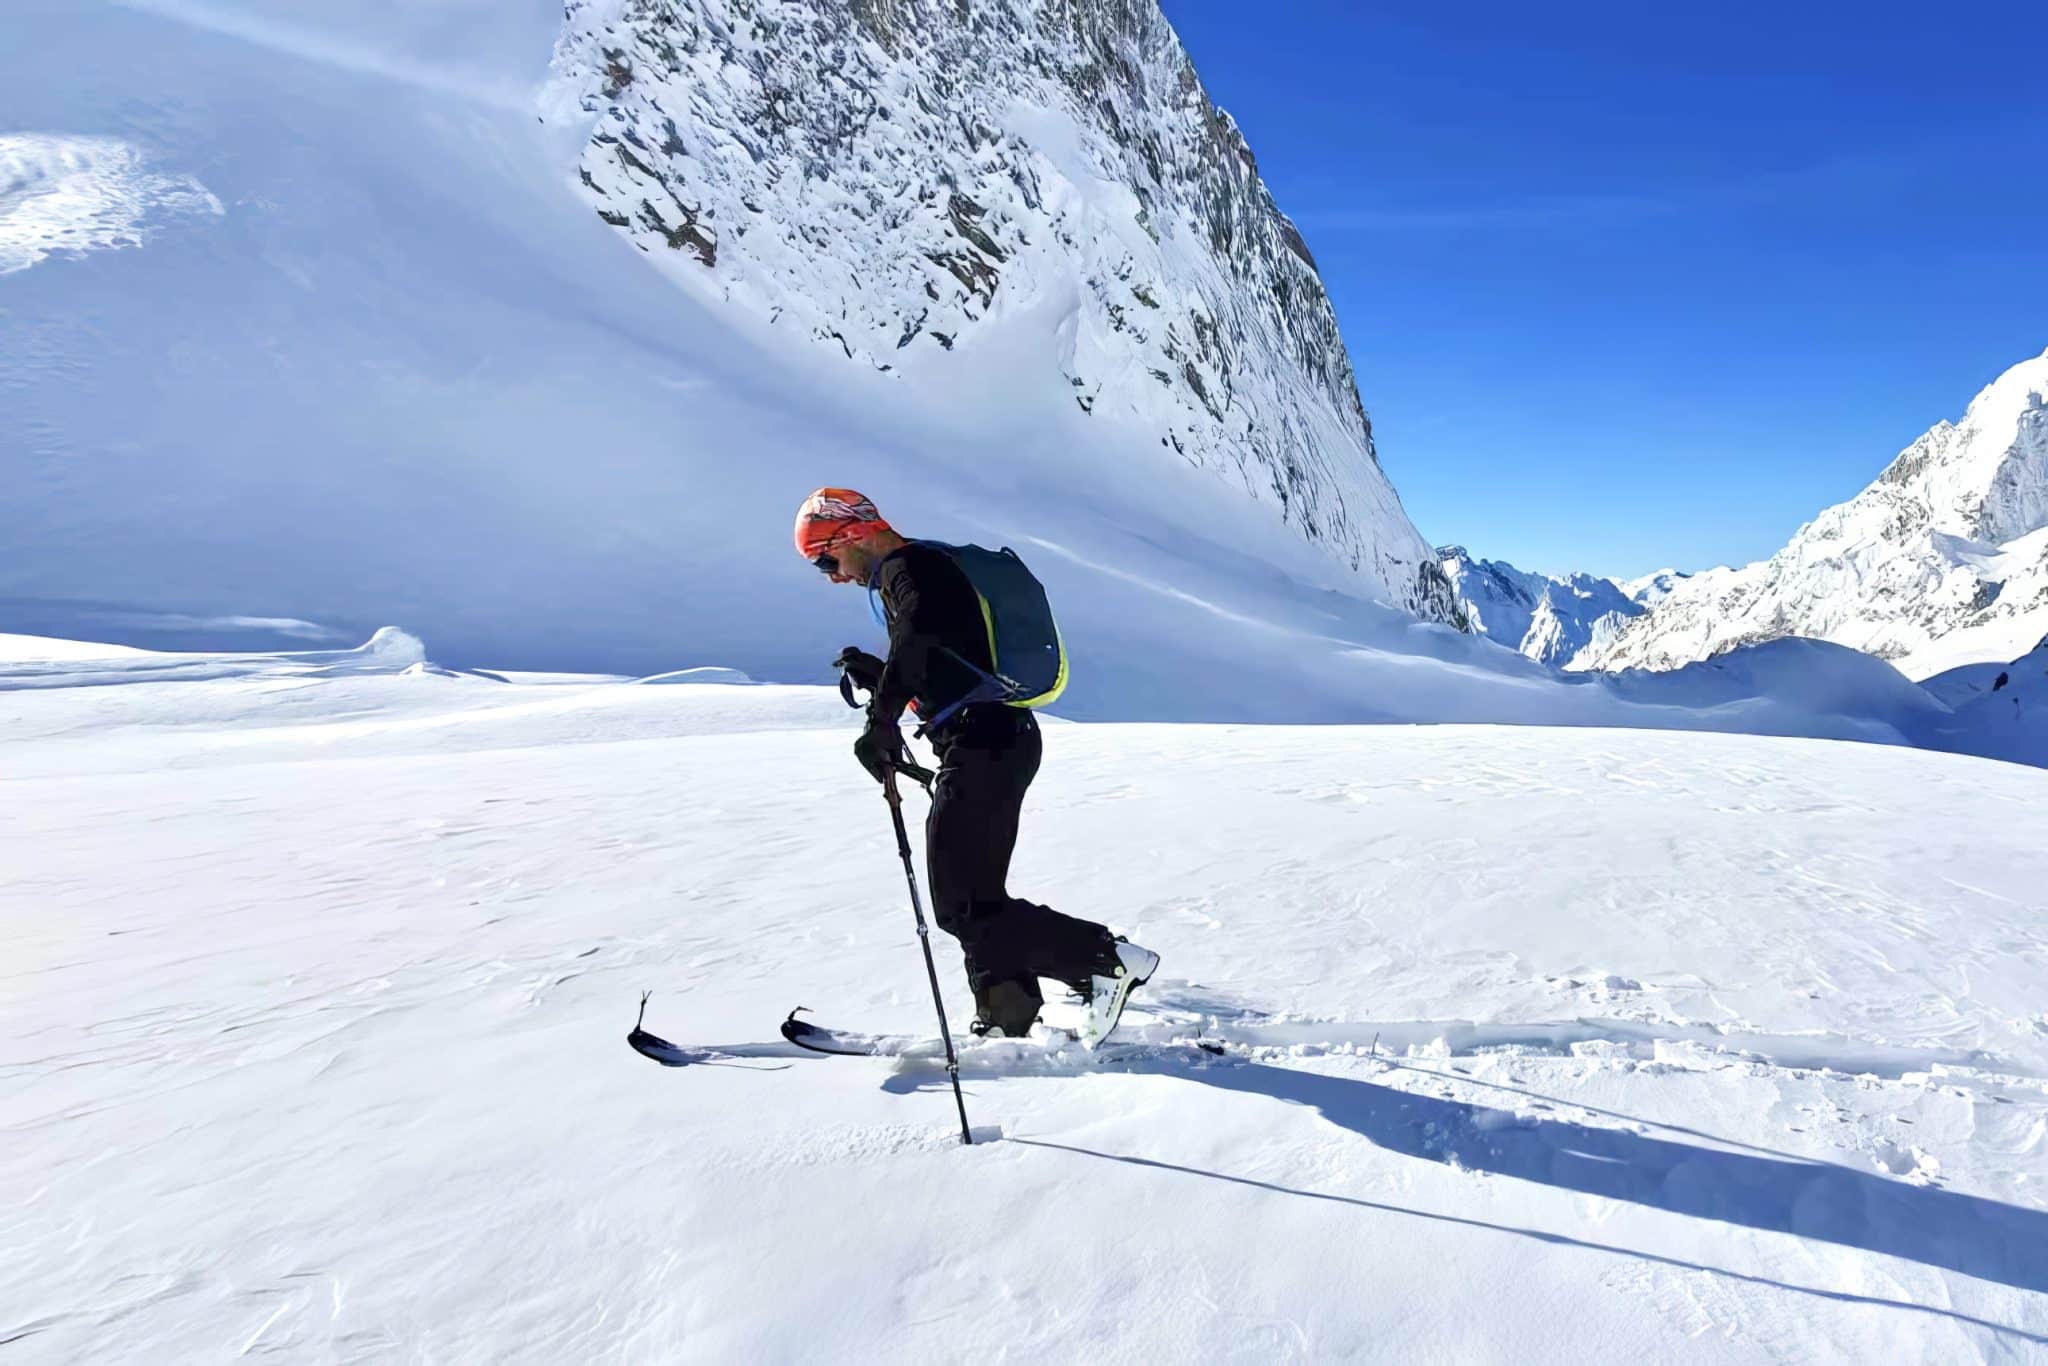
913, 541, 1069, 728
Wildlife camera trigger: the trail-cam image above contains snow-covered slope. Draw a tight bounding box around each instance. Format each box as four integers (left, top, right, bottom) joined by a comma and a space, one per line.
0, 626, 425, 690
8, 666, 2048, 1361
3, 0, 1450, 703
17, 0, 2037, 767
1925, 638, 2048, 770
554, 0, 1452, 618
1575, 350, 2048, 680
1437, 547, 1644, 667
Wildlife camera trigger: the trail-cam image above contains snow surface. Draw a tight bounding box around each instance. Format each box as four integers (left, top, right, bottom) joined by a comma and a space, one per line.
7, 0, 2048, 1349
0, 132, 223, 275
6, 661, 2048, 1361
1925, 640, 2048, 771
0, 632, 151, 662
0, 626, 424, 690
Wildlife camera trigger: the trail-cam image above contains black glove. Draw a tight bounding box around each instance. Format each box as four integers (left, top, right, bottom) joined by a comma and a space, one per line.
835, 646, 886, 711
834, 646, 884, 693
853, 710, 906, 784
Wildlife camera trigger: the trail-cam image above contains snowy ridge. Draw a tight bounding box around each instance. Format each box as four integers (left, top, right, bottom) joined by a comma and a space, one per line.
1576, 350, 2048, 679
1926, 638, 2048, 769
554, 0, 1454, 618
0, 627, 425, 691
1619, 567, 1691, 609
1436, 546, 1644, 667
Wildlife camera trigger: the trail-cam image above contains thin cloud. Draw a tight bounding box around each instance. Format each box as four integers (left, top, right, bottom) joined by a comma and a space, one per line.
1294, 123, 2048, 237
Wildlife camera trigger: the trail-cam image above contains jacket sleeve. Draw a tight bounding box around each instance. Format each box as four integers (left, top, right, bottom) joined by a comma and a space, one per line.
872, 556, 934, 727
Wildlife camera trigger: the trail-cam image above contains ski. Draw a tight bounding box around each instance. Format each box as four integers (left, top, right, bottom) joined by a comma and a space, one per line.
780, 1008, 1229, 1061
780, 1010, 940, 1058
627, 993, 792, 1069
624, 1000, 1236, 1070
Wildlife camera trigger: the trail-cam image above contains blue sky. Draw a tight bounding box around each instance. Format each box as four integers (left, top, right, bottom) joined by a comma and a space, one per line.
1162, 1, 2047, 579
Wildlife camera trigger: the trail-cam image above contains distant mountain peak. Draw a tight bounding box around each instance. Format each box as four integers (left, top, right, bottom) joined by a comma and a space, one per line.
1437, 547, 1641, 667
1575, 348, 2048, 679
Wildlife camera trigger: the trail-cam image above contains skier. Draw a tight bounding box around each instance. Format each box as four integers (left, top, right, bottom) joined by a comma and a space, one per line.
793, 487, 1160, 1045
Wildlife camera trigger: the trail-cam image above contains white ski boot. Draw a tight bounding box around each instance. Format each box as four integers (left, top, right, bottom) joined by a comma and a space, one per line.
1080, 939, 1161, 1049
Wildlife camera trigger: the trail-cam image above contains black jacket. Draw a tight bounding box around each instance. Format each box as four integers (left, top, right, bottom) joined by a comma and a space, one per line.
872, 542, 1000, 734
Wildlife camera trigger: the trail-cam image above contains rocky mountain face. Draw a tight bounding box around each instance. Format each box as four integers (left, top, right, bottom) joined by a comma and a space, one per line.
1437, 548, 1647, 667
552, 0, 1457, 621
1573, 349, 2048, 680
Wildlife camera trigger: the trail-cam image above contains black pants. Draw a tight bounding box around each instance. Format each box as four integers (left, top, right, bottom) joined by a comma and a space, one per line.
925, 709, 1115, 1035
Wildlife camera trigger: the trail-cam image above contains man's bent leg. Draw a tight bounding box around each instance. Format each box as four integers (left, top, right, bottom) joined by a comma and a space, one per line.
926, 736, 1046, 1034
973, 901, 1120, 994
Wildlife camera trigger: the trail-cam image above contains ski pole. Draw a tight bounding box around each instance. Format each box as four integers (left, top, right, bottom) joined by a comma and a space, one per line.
882, 764, 972, 1146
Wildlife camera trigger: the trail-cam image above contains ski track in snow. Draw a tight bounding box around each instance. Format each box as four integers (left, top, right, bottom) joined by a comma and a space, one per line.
5, 667, 2048, 1362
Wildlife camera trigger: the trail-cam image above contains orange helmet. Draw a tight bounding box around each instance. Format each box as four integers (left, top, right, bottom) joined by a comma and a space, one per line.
793, 488, 892, 578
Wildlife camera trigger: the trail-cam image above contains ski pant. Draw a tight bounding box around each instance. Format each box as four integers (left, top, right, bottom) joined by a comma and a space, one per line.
925, 709, 1116, 1035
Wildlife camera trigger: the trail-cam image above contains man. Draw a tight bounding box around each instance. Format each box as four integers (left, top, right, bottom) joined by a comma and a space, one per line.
793, 487, 1159, 1045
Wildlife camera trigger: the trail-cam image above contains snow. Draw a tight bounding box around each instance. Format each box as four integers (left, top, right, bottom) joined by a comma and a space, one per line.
0, 626, 424, 691
1889, 524, 2048, 680
2, 0, 1457, 695
0, 632, 152, 662
1926, 640, 2048, 770
7, 0, 2042, 767
1580, 350, 2048, 679
554, 0, 1453, 616
6, 665, 2048, 1361
0, 132, 223, 275
1438, 546, 1645, 667
6, 1, 2048, 1351
1621, 567, 1694, 608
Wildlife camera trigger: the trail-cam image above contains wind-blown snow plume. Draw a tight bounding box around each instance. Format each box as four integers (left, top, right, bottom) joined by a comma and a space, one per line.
554, 0, 1456, 619
1575, 349, 2048, 679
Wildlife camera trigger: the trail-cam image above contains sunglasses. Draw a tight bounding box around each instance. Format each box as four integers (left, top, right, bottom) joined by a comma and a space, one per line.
810, 550, 841, 577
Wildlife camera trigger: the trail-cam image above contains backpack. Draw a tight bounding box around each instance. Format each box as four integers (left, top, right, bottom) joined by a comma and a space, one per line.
918, 541, 1068, 727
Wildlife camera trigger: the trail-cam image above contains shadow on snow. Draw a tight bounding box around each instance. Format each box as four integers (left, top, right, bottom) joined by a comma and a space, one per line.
886, 1056, 2048, 1342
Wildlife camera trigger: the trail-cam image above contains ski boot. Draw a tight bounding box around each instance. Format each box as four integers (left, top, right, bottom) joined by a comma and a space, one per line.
1079, 938, 1161, 1048
970, 980, 1040, 1041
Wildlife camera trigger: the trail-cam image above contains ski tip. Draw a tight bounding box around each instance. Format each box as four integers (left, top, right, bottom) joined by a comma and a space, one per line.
627, 1027, 700, 1067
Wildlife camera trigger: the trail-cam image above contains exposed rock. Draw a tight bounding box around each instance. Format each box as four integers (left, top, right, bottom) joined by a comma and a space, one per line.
1437, 547, 1643, 668
555, 0, 1453, 619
